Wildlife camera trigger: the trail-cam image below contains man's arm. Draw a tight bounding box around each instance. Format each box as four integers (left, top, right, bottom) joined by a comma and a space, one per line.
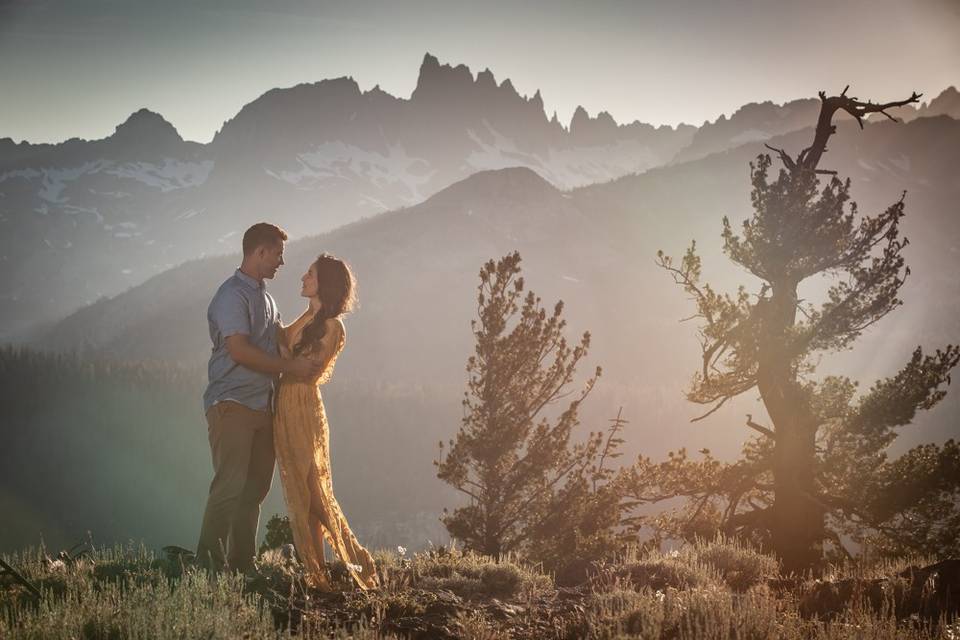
211, 287, 322, 379
225, 334, 323, 378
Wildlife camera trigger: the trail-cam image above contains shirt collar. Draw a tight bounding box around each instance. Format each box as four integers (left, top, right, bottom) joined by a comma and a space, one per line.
234, 268, 264, 291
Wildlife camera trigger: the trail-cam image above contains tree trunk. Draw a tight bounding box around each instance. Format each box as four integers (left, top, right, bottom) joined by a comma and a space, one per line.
769, 403, 823, 573
758, 285, 825, 574
482, 484, 503, 558
483, 516, 502, 558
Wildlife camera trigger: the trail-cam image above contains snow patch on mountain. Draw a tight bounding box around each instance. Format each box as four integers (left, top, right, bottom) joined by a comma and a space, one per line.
889, 154, 911, 172
358, 194, 390, 211
174, 208, 205, 221
729, 129, 771, 145
1, 159, 211, 211
217, 230, 239, 244
538, 141, 659, 187
41, 162, 111, 202
465, 123, 660, 188
89, 189, 132, 198
105, 159, 214, 191
0, 162, 111, 204
62, 204, 104, 223
464, 125, 534, 173
265, 142, 435, 203
0, 168, 43, 184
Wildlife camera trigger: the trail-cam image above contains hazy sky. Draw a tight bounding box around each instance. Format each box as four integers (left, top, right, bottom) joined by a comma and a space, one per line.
2, 0, 958, 144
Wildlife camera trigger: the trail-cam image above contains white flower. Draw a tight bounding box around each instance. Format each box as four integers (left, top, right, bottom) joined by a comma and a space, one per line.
347, 563, 363, 573
397, 546, 407, 556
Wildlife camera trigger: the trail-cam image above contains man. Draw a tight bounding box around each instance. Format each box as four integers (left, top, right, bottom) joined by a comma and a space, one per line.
196, 222, 324, 573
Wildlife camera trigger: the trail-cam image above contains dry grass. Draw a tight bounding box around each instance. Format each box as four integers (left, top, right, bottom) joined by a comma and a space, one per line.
1, 538, 956, 639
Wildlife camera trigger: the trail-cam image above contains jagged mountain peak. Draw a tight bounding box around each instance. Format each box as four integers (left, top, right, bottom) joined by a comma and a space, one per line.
570, 105, 590, 127
412, 52, 530, 108
413, 52, 474, 97
111, 108, 182, 144
920, 86, 960, 118
569, 105, 621, 142
203, 52, 683, 161
420, 51, 441, 72
937, 85, 958, 99
595, 110, 617, 127
476, 68, 496, 89
363, 83, 400, 105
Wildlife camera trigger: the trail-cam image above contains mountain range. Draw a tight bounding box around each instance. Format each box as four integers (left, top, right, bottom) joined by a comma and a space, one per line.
42, 114, 960, 462
3, 51, 956, 338
1, 53, 695, 335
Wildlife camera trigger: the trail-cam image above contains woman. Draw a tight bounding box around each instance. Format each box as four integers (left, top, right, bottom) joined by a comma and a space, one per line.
274, 253, 379, 590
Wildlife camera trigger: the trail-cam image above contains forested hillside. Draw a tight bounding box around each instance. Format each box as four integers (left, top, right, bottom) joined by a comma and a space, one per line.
0, 348, 456, 553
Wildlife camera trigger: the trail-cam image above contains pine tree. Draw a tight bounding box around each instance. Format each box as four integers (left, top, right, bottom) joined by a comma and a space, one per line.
436, 252, 616, 564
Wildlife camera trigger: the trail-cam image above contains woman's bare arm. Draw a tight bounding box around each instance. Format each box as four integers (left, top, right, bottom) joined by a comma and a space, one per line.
278, 308, 315, 349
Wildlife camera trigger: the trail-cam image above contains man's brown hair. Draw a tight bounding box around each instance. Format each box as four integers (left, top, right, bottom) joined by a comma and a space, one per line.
242, 222, 288, 255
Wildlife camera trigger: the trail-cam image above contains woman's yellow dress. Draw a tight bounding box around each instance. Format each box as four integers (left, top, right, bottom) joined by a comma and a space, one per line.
274, 312, 379, 590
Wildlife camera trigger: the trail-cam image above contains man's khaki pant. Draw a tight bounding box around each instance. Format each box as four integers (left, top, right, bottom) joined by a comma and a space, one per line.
196, 401, 275, 573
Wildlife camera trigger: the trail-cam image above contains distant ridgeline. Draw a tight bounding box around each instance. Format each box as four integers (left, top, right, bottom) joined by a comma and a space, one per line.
0, 347, 455, 554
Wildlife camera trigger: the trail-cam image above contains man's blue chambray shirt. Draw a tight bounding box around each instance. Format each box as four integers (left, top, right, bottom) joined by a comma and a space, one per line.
203, 269, 282, 414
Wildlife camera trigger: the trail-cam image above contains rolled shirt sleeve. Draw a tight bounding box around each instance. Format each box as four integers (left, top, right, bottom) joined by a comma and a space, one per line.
209, 288, 251, 341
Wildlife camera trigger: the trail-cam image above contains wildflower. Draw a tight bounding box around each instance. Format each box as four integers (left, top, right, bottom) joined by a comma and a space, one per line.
397, 546, 407, 556
347, 563, 363, 573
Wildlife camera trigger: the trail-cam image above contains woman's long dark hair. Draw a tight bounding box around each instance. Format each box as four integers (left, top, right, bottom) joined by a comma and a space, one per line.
293, 254, 356, 356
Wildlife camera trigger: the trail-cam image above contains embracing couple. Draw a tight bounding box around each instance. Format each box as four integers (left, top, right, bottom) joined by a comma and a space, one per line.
195, 222, 378, 590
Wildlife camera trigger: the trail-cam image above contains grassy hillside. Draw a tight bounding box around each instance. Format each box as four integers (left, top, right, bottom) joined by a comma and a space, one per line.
2, 537, 957, 639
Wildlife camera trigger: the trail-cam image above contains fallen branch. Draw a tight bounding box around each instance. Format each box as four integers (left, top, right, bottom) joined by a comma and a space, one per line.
0, 557, 42, 600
